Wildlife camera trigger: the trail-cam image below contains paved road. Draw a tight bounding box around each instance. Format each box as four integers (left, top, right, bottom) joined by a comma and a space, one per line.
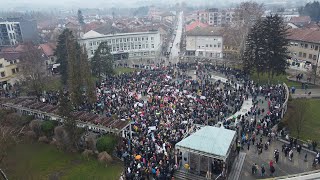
240, 138, 318, 180
167, 11, 183, 65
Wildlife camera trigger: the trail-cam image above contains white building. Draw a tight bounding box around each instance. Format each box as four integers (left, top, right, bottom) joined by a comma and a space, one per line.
197, 8, 235, 27
185, 27, 223, 58
79, 29, 162, 60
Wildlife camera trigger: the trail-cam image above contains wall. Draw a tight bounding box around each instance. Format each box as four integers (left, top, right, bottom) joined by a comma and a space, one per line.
0, 58, 20, 85
186, 35, 223, 58
287, 40, 320, 66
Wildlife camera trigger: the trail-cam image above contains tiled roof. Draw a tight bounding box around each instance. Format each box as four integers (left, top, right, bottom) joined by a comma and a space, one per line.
186, 27, 224, 36
290, 16, 311, 23
186, 21, 209, 32
0, 52, 21, 61
287, 28, 320, 44
39, 43, 56, 57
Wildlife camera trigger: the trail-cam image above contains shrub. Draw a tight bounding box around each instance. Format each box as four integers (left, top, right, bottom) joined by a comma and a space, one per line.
96, 135, 117, 153
41, 121, 57, 137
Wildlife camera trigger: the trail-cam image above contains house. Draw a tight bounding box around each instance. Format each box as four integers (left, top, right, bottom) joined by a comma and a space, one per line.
185, 27, 224, 58
286, 28, 320, 69
0, 53, 20, 87
38, 43, 57, 68
289, 16, 311, 27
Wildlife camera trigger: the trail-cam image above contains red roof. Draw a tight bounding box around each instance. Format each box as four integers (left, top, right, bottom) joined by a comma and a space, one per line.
39, 43, 56, 57
186, 21, 209, 32
287, 28, 320, 44
290, 16, 311, 24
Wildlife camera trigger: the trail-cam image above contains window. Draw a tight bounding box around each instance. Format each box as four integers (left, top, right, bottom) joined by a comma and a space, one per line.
300, 43, 304, 47
0, 72, 5, 77
299, 52, 302, 57
295, 43, 298, 46
0, 64, 2, 68
210, 44, 212, 47
316, 46, 319, 51
12, 68, 16, 74
151, 37, 154, 41
214, 45, 216, 48
146, 44, 149, 48
151, 44, 154, 48
89, 42, 92, 46
139, 45, 141, 49
309, 54, 313, 59
134, 38, 137, 41
303, 53, 306, 58
311, 45, 314, 49
138, 37, 141, 41
313, 55, 317, 60
91, 50, 94, 55
206, 44, 208, 47
305, 44, 308, 48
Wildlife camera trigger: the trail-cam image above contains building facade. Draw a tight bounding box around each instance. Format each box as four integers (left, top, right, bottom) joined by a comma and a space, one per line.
0, 18, 38, 46
0, 56, 20, 86
197, 8, 235, 27
287, 28, 320, 67
79, 30, 162, 60
185, 27, 223, 58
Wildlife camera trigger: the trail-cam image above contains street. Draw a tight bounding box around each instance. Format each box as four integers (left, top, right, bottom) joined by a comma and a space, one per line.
167, 11, 183, 66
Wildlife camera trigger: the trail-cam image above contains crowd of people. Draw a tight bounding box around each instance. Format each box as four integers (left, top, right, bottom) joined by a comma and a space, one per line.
90, 62, 289, 180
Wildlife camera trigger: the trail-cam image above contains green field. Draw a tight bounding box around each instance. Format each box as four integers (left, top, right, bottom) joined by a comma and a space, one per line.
2, 143, 123, 180
250, 72, 301, 87
284, 99, 320, 142
114, 67, 136, 74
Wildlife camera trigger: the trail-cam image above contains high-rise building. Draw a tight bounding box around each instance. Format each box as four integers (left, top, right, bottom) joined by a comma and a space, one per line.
0, 18, 38, 47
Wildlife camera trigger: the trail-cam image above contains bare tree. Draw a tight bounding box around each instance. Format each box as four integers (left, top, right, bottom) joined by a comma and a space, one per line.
19, 42, 46, 97
223, 1, 264, 65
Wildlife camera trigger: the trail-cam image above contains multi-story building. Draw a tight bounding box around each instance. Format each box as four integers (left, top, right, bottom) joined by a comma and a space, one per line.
287, 28, 320, 67
79, 29, 162, 60
0, 54, 20, 87
0, 18, 38, 46
185, 27, 223, 58
197, 8, 235, 27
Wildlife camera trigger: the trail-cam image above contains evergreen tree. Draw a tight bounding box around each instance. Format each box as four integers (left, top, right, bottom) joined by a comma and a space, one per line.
77, 9, 85, 25
242, 15, 289, 82
299, 1, 320, 22
55, 29, 73, 85
91, 42, 114, 82
66, 36, 83, 108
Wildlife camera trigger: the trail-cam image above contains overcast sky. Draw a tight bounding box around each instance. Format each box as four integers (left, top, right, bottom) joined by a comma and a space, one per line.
0, 0, 310, 10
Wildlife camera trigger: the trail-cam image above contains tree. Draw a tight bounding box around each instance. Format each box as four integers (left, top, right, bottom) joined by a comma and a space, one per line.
224, 1, 264, 65
55, 29, 73, 85
299, 1, 320, 22
91, 42, 114, 82
96, 135, 117, 153
289, 100, 309, 139
242, 15, 290, 82
19, 42, 46, 97
77, 9, 85, 25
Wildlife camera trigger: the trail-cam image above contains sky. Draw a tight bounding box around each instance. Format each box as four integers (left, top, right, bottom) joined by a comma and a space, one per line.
0, 0, 311, 10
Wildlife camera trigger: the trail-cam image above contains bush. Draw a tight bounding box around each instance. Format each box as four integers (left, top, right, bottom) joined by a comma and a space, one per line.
96, 135, 117, 154
41, 121, 57, 136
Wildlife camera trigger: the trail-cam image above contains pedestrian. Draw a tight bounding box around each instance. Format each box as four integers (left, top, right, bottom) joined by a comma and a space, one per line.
247, 140, 250, 151
270, 165, 275, 176
252, 163, 257, 175
269, 160, 273, 169
297, 144, 301, 154
261, 164, 265, 177
289, 149, 294, 161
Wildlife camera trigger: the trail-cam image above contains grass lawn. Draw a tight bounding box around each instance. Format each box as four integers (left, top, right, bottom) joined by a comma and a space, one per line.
2, 142, 123, 180
250, 72, 318, 88
284, 99, 320, 142
114, 67, 136, 75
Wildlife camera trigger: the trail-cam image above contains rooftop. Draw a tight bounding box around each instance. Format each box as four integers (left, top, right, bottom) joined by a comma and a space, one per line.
186, 26, 224, 37
185, 20, 209, 32
287, 28, 320, 44
176, 126, 236, 160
